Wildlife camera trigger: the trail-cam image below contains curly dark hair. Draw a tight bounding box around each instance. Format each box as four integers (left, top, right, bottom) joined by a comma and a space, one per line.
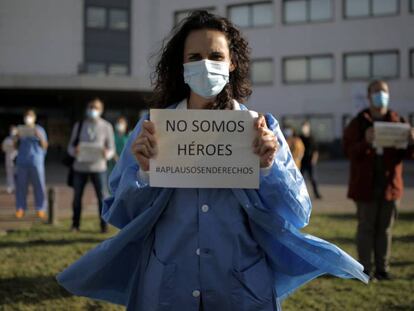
149, 10, 252, 110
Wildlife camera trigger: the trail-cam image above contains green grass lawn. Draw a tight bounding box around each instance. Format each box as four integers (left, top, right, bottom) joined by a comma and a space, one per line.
0, 212, 413, 311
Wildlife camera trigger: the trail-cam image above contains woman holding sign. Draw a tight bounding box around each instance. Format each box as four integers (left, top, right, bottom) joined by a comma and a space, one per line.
58, 11, 367, 310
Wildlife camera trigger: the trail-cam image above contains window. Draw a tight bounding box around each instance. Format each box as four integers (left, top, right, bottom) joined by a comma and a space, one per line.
344, 0, 399, 19
251, 59, 274, 84
410, 49, 414, 78
283, 55, 334, 83
86, 7, 106, 28
282, 115, 335, 142
283, 0, 333, 24
309, 116, 335, 142
228, 2, 273, 28
108, 64, 129, 75
174, 8, 215, 26
344, 51, 399, 80
85, 63, 106, 75
109, 9, 129, 30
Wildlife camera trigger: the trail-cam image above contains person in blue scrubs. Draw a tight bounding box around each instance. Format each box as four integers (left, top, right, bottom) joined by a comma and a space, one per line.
15, 109, 48, 219
57, 11, 368, 310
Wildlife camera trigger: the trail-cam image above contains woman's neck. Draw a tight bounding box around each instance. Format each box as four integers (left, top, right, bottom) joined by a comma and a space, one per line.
187, 92, 214, 109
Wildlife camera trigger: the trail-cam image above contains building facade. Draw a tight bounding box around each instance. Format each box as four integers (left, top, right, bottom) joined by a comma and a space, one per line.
1, 0, 413, 157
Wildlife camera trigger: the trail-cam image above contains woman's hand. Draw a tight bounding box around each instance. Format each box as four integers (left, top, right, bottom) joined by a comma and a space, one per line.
131, 120, 158, 171
253, 115, 279, 168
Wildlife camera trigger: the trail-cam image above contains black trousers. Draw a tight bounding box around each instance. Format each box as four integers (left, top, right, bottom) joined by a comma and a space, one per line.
356, 199, 397, 273
300, 163, 321, 198
72, 171, 107, 230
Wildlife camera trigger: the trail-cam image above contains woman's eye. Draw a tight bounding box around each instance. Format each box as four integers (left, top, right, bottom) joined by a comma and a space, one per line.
188, 55, 202, 61
210, 53, 224, 61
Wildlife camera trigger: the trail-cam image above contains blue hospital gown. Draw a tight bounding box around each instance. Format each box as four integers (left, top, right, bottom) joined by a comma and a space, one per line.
57, 103, 368, 311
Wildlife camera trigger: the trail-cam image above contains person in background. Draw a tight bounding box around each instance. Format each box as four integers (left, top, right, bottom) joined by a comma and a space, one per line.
300, 120, 322, 199
284, 125, 305, 169
15, 110, 48, 219
1, 125, 18, 194
108, 116, 129, 175
67, 98, 115, 233
343, 80, 414, 280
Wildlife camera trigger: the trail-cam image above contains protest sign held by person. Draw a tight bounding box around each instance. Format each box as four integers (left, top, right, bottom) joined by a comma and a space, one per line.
343, 80, 414, 280
58, 11, 368, 311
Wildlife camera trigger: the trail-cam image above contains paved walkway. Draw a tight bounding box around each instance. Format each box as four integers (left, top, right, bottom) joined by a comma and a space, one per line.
1, 160, 413, 232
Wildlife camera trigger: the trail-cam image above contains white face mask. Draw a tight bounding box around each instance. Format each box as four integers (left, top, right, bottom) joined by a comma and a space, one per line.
24, 116, 35, 126
183, 59, 230, 99
116, 123, 127, 133
301, 125, 310, 136
87, 108, 101, 119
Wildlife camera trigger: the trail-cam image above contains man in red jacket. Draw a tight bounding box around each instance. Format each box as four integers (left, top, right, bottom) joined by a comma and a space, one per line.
343, 80, 414, 280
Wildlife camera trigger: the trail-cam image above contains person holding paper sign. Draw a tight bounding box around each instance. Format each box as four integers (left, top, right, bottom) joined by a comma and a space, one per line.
1, 125, 18, 194
58, 11, 367, 310
343, 80, 414, 281
14, 109, 48, 219
67, 98, 115, 233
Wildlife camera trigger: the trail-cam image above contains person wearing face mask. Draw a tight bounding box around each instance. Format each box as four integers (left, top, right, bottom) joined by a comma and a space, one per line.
1, 125, 18, 194
108, 116, 129, 176
284, 125, 305, 169
343, 80, 414, 281
299, 121, 322, 199
67, 98, 115, 233
14, 110, 48, 219
58, 11, 367, 310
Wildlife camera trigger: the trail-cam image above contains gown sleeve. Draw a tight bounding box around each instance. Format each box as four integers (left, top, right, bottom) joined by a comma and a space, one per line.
101, 114, 163, 229
256, 113, 312, 229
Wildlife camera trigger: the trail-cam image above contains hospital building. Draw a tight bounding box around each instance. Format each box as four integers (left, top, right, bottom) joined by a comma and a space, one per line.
1, 0, 413, 158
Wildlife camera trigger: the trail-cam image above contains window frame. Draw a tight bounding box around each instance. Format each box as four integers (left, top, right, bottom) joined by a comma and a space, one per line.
281, 113, 336, 143
343, 0, 401, 20
108, 62, 130, 76
282, 0, 334, 25
83, 62, 131, 76
108, 8, 130, 31
227, 1, 274, 29
343, 50, 400, 81
250, 58, 274, 85
282, 54, 335, 85
174, 7, 216, 26
84, 62, 107, 75
86, 6, 108, 29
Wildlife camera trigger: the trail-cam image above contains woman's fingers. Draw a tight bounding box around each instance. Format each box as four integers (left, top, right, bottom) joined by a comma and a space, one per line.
131, 121, 159, 169
135, 152, 149, 171
252, 120, 279, 168
254, 114, 267, 130
142, 120, 156, 135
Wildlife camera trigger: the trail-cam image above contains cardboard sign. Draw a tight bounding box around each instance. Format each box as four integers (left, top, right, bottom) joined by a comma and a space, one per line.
374, 121, 410, 149
17, 125, 36, 138
149, 109, 260, 189
77, 142, 104, 162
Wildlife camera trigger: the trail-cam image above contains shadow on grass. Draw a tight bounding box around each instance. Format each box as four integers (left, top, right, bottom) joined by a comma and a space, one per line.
321, 234, 414, 246
322, 212, 414, 222
0, 238, 105, 249
394, 235, 414, 243
0, 275, 71, 305
392, 261, 414, 267
397, 212, 414, 221
323, 214, 356, 221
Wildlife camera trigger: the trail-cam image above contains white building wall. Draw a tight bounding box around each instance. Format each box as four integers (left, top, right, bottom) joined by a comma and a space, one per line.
147, 0, 414, 138
0, 0, 413, 138
0, 0, 83, 75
